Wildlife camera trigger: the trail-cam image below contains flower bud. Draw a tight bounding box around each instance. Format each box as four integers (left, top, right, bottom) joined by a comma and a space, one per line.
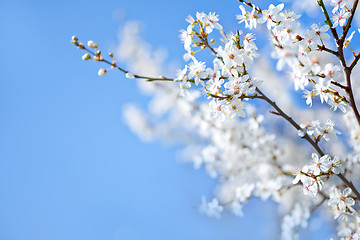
109, 52, 114, 58
98, 68, 107, 76
82, 53, 91, 61
72, 35, 78, 42
78, 43, 85, 49
125, 72, 135, 79
93, 56, 101, 61
87, 40, 98, 49
87, 40, 94, 47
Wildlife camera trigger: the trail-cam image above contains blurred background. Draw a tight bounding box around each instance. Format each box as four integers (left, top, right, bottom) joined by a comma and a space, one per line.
0, 0, 335, 239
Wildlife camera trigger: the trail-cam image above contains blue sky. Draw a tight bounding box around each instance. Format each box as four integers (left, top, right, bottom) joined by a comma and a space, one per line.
0, 0, 336, 239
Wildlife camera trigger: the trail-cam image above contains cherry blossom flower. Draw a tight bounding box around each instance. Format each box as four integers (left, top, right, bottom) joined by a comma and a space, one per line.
205, 77, 223, 96
310, 23, 331, 41
98, 68, 106, 76
125, 72, 135, 79
281, 204, 310, 240
224, 98, 246, 118
293, 165, 322, 196
209, 99, 224, 119
257, 4, 285, 30
344, 31, 356, 49
320, 63, 344, 87
332, 8, 351, 28
310, 153, 331, 175
302, 89, 316, 107
199, 196, 223, 218
330, 0, 351, 14
235, 183, 254, 202
230, 201, 244, 217
203, 12, 223, 33
329, 187, 355, 218
175, 66, 188, 82
319, 119, 341, 141
179, 81, 191, 96
330, 156, 344, 174
236, 5, 257, 29
188, 60, 208, 85
179, 25, 193, 52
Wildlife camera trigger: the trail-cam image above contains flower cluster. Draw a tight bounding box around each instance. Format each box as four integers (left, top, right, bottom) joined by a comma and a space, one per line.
199, 196, 223, 218
336, 218, 360, 239
298, 119, 341, 142
235, 2, 349, 112
330, 0, 352, 27
179, 12, 222, 57
281, 203, 310, 240
73, 0, 360, 238
293, 153, 343, 196
329, 187, 355, 219
177, 13, 261, 119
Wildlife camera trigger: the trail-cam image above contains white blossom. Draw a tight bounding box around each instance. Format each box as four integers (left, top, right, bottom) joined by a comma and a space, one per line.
188, 60, 207, 86
97, 68, 106, 76
199, 197, 223, 218
330, 0, 351, 14
76, 2, 360, 239
237, 5, 257, 29
332, 9, 351, 28
125, 72, 135, 79
257, 4, 285, 30
329, 187, 355, 218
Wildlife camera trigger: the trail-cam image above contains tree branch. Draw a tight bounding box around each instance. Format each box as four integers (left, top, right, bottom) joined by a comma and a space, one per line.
317, 44, 338, 56
255, 88, 325, 156
317, 0, 360, 129
341, 0, 360, 43
350, 52, 360, 70
256, 87, 360, 200
343, 67, 360, 127
317, 0, 340, 41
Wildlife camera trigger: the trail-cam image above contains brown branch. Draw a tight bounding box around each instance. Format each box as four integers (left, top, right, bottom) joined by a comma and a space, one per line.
317, 44, 338, 56
75, 32, 360, 201
256, 87, 360, 200
337, 173, 360, 201
331, 81, 347, 90
255, 88, 325, 156
237, 0, 262, 13
317, 0, 360, 131
317, 0, 340, 41
350, 52, 360, 70
202, 37, 218, 56
341, 0, 360, 43
201, 31, 360, 200
344, 67, 360, 127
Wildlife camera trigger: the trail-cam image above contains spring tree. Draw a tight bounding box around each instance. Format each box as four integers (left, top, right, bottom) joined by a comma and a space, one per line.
72, 0, 360, 239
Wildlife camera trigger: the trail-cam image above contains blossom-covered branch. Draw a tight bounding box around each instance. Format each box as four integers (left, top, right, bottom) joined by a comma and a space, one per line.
72, 0, 360, 239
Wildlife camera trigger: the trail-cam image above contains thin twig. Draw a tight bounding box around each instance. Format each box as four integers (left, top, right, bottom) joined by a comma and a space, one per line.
347, 205, 360, 218
331, 81, 347, 90
255, 88, 325, 156
350, 52, 360, 70
317, 44, 338, 56
337, 173, 360, 201
341, 0, 360, 43
318, 0, 360, 129
317, 0, 340, 41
